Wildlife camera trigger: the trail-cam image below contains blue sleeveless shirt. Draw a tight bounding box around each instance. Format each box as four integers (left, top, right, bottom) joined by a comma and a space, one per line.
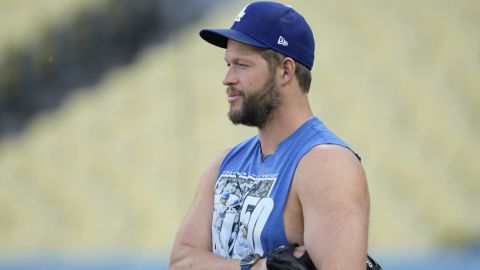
211, 116, 356, 259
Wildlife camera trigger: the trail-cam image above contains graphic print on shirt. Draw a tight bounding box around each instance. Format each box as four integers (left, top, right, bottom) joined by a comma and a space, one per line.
212, 172, 276, 259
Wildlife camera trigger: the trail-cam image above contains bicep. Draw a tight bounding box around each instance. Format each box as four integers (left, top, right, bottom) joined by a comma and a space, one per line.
296, 145, 370, 270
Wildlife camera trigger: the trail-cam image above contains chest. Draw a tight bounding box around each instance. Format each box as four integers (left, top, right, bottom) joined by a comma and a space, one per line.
212, 168, 293, 258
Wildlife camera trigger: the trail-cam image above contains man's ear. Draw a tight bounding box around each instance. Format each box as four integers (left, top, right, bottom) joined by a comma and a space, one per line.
279, 57, 296, 86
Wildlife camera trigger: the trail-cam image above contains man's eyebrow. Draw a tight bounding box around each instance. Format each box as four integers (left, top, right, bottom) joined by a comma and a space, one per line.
224, 57, 254, 65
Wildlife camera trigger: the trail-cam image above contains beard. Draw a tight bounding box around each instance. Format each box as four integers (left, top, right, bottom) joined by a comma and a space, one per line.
227, 74, 281, 128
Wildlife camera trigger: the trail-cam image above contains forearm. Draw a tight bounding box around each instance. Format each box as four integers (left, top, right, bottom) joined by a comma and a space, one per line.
169, 244, 241, 270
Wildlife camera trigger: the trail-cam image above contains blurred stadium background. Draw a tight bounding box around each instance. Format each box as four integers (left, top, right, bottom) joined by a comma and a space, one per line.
0, 0, 479, 269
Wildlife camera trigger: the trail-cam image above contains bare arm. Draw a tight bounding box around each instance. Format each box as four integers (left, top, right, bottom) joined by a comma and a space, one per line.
169, 149, 242, 270
295, 145, 370, 270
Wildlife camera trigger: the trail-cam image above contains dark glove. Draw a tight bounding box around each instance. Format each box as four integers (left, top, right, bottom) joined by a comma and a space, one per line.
266, 243, 383, 270
266, 244, 316, 270
366, 254, 383, 270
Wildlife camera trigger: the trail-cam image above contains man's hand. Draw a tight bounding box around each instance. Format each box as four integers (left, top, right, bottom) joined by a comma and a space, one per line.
293, 246, 307, 258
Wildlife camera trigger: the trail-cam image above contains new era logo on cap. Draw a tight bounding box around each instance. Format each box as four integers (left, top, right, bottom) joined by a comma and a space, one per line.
277, 36, 288, 46
199, 1, 315, 70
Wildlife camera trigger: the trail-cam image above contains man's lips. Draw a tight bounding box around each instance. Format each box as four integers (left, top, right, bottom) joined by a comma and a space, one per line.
228, 94, 242, 103
227, 89, 243, 103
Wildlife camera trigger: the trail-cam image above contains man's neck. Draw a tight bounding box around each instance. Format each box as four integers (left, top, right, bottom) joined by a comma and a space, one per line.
257, 102, 313, 158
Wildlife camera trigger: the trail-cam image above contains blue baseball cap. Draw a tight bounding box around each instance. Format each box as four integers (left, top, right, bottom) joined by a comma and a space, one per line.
199, 1, 315, 70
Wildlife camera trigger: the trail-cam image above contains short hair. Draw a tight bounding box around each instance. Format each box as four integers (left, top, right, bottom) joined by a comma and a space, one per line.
258, 49, 312, 93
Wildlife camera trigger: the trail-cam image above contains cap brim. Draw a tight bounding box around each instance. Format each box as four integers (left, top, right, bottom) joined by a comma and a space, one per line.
199, 29, 268, 49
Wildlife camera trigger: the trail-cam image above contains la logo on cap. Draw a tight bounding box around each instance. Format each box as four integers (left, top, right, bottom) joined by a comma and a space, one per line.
235, 4, 249, 22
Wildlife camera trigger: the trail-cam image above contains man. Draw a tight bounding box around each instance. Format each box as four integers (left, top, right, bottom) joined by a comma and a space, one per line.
169, 2, 370, 269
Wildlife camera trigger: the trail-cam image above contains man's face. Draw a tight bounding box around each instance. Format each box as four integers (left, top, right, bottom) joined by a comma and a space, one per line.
224, 40, 281, 128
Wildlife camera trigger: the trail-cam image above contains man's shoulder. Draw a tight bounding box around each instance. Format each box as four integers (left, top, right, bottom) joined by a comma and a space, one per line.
293, 143, 369, 212
295, 144, 364, 184
307, 144, 360, 161
203, 147, 233, 177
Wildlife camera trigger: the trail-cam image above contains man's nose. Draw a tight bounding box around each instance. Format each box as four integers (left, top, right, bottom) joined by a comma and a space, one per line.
223, 67, 238, 86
